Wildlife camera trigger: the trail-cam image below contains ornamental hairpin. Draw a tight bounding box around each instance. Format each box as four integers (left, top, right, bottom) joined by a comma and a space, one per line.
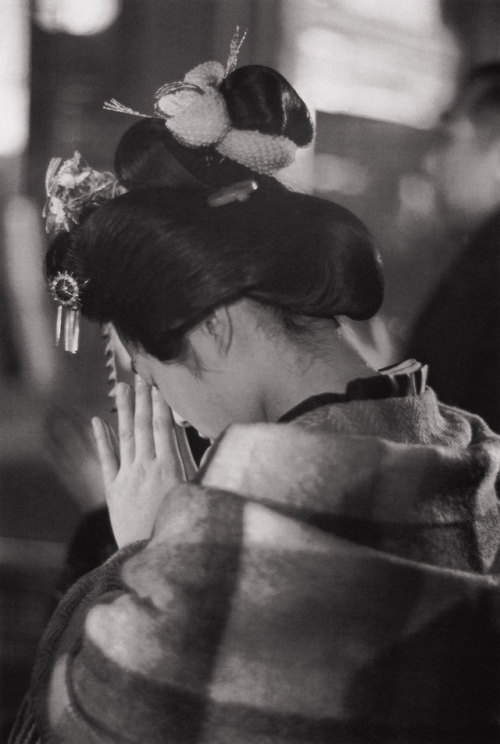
207, 179, 258, 207
44, 151, 125, 355
44, 150, 124, 234
48, 271, 87, 354
103, 28, 298, 175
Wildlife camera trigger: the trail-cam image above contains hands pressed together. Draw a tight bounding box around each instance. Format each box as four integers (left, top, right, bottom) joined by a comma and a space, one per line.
92, 376, 197, 548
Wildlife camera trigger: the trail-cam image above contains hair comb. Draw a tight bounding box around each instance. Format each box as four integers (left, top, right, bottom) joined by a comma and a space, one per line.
207, 180, 258, 207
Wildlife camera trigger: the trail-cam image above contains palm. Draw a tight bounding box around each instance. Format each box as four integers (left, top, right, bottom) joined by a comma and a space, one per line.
92, 378, 196, 548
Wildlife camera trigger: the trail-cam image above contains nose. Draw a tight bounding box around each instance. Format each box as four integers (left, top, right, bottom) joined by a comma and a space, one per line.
172, 409, 189, 427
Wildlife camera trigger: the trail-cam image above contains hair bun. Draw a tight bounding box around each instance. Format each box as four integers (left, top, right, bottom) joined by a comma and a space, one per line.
114, 66, 313, 192
219, 65, 314, 147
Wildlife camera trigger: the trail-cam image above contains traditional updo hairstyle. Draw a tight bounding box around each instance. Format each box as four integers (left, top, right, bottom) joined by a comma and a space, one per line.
113, 65, 314, 191
45, 185, 384, 363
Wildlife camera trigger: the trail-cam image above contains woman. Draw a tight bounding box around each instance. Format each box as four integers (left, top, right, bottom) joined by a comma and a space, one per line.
11, 47, 500, 743
40, 57, 316, 590
11, 177, 500, 743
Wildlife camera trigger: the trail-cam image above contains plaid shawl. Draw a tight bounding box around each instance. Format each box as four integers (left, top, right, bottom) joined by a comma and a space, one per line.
10, 389, 500, 743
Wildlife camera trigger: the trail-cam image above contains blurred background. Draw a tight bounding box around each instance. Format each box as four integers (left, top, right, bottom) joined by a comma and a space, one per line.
1, 0, 499, 737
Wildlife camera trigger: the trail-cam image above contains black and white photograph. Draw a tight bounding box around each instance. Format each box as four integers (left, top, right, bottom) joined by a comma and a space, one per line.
2, 1, 500, 742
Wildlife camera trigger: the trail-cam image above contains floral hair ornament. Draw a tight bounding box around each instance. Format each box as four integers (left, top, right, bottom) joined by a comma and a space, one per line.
44, 150, 124, 234
44, 151, 125, 354
103, 28, 297, 175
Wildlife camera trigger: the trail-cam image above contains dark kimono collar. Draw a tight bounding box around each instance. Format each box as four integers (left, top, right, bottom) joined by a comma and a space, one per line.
279, 359, 428, 423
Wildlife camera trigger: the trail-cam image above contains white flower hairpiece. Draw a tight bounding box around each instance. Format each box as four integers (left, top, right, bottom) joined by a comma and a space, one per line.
103, 28, 298, 175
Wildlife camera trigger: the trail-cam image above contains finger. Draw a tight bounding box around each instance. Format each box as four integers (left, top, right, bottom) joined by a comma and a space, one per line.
175, 425, 197, 480
116, 382, 135, 464
134, 375, 155, 459
92, 417, 119, 489
152, 388, 183, 470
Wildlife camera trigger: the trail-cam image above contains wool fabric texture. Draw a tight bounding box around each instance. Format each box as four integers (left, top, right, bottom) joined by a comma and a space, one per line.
10, 386, 500, 744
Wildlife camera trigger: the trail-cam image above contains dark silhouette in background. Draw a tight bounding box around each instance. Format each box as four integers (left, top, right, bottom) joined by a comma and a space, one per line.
408, 63, 500, 432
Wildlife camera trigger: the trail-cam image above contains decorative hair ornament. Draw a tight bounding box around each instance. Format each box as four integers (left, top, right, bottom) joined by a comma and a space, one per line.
102, 322, 119, 409
207, 179, 258, 207
44, 150, 125, 234
103, 28, 298, 175
48, 271, 87, 354
44, 151, 125, 354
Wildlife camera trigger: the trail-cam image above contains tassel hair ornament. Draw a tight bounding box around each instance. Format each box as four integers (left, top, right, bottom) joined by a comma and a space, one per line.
48, 271, 87, 354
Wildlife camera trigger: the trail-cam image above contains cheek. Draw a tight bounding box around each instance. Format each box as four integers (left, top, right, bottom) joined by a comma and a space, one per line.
156, 370, 195, 412
155, 369, 213, 424
154, 363, 238, 438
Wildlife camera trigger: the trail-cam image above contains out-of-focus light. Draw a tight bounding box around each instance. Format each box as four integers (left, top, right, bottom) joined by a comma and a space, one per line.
4, 197, 56, 390
34, 0, 121, 36
313, 153, 370, 195
281, 0, 458, 130
296, 22, 458, 129
335, 0, 439, 31
0, 1, 29, 156
0, 87, 30, 157
399, 175, 435, 215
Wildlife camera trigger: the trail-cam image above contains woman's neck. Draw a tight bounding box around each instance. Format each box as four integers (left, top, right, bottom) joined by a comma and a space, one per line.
259, 324, 375, 423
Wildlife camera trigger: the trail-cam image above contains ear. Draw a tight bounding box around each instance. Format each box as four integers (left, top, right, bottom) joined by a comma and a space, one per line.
187, 306, 233, 365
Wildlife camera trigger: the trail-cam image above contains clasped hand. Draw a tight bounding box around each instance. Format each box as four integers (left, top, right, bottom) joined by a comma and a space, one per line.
92, 377, 196, 548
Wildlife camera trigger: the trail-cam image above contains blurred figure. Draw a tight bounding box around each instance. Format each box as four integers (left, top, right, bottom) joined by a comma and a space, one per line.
408, 63, 500, 431
43, 405, 117, 596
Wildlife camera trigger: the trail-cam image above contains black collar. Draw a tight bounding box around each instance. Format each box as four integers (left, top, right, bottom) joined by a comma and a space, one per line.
278, 360, 428, 423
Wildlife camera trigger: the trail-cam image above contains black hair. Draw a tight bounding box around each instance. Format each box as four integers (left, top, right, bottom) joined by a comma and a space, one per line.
114, 64, 314, 191
218, 65, 313, 146
45, 186, 384, 362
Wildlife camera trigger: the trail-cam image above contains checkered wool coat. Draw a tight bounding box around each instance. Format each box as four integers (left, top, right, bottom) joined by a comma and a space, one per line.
10, 387, 500, 743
